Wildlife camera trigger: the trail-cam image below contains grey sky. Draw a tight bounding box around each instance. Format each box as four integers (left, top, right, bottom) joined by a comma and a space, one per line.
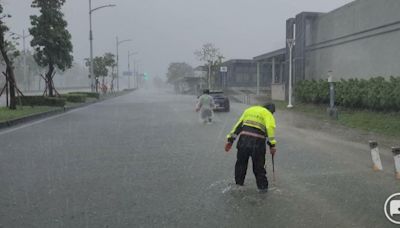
3, 0, 353, 78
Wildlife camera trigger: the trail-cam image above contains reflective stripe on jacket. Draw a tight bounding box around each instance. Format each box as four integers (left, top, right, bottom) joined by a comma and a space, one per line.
227, 106, 276, 146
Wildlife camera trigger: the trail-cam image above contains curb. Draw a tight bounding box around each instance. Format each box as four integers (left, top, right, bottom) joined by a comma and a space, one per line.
0, 108, 65, 129
0, 90, 135, 130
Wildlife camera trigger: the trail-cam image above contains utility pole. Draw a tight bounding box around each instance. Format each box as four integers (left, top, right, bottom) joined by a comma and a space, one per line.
208, 62, 211, 90
128, 51, 138, 89
287, 38, 295, 108
256, 62, 260, 95
116, 37, 119, 91
134, 60, 141, 89
89, 0, 94, 92
128, 52, 131, 89
116, 37, 132, 91
22, 30, 28, 90
327, 71, 338, 119
89, 0, 116, 92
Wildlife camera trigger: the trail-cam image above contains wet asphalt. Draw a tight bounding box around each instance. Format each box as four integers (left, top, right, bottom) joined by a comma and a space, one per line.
0, 88, 399, 228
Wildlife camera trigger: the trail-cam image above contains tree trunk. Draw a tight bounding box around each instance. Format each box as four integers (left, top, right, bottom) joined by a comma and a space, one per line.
102, 77, 105, 93
7, 66, 17, 110
110, 66, 115, 92
0, 39, 17, 109
208, 63, 211, 90
46, 64, 55, 97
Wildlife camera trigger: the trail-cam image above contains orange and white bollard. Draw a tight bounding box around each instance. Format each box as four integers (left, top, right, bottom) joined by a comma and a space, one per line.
392, 147, 400, 179
369, 141, 383, 171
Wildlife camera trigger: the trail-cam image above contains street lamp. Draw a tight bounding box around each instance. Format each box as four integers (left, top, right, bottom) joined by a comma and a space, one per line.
287, 38, 295, 108
327, 70, 338, 119
89, 0, 116, 92
128, 51, 138, 89
133, 59, 141, 89
116, 37, 132, 91
10, 30, 31, 90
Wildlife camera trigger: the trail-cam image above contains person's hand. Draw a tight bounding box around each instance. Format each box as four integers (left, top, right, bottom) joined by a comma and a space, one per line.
225, 142, 233, 152
270, 146, 276, 156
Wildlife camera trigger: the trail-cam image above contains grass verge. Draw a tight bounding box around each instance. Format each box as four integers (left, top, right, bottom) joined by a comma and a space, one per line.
0, 106, 60, 123
0, 90, 134, 123
273, 100, 400, 138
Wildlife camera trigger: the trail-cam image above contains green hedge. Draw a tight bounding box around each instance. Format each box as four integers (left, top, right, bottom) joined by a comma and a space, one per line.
123, 88, 136, 92
20, 96, 66, 107
63, 94, 87, 103
295, 76, 400, 111
68, 92, 100, 99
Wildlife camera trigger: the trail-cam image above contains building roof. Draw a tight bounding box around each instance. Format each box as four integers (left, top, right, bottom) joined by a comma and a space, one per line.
221, 59, 254, 65
253, 48, 286, 61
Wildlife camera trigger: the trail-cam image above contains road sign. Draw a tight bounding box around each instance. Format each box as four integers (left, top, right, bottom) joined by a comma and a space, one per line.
220, 66, 228, 73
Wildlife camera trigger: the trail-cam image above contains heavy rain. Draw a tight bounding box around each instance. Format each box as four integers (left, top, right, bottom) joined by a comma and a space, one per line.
1, 0, 400, 227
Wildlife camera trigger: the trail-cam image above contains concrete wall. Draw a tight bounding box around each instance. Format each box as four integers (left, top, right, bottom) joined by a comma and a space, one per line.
305, 0, 400, 80
222, 61, 270, 88
271, 84, 285, 101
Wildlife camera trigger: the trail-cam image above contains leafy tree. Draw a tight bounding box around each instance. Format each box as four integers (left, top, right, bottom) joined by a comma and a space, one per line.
210, 55, 224, 87
166, 62, 194, 84
85, 56, 108, 92
29, 0, 73, 97
85, 53, 115, 92
0, 2, 20, 109
94, 57, 107, 79
103, 52, 116, 91
194, 43, 224, 89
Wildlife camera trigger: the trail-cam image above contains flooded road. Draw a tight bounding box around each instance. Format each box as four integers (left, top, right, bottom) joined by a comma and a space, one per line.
0, 89, 398, 227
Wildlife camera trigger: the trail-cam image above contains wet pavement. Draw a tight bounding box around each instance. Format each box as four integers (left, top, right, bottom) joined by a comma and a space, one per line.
0, 88, 399, 227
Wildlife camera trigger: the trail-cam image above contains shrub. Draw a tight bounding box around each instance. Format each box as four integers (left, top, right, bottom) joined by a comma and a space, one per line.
20, 96, 66, 107
63, 94, 87, 103
68, 92, 100, 99
294, 76, 400, 112
123, 88, 136, 92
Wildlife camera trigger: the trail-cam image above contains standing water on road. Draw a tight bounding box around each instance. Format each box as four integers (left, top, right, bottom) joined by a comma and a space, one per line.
1, 0, 400, 227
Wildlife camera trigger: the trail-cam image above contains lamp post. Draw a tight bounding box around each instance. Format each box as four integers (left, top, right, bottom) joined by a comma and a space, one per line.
256, 62, 260, 95
128, 51, 138, 89
116, 37, 132, 91
11, 30, 31, 90
287, 38, 295, 108
134, 59, 141, 89
89, 0, 116, 92
327, 70, 338, 119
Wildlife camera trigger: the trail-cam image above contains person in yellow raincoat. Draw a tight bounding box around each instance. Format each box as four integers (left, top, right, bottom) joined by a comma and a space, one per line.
225, 103, 276, 192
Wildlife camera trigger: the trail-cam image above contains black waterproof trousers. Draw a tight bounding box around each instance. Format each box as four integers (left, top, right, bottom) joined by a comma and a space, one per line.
235, 135, 268, 190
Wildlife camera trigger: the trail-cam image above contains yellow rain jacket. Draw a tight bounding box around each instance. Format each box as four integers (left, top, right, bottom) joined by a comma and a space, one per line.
227, 106, 276, 146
